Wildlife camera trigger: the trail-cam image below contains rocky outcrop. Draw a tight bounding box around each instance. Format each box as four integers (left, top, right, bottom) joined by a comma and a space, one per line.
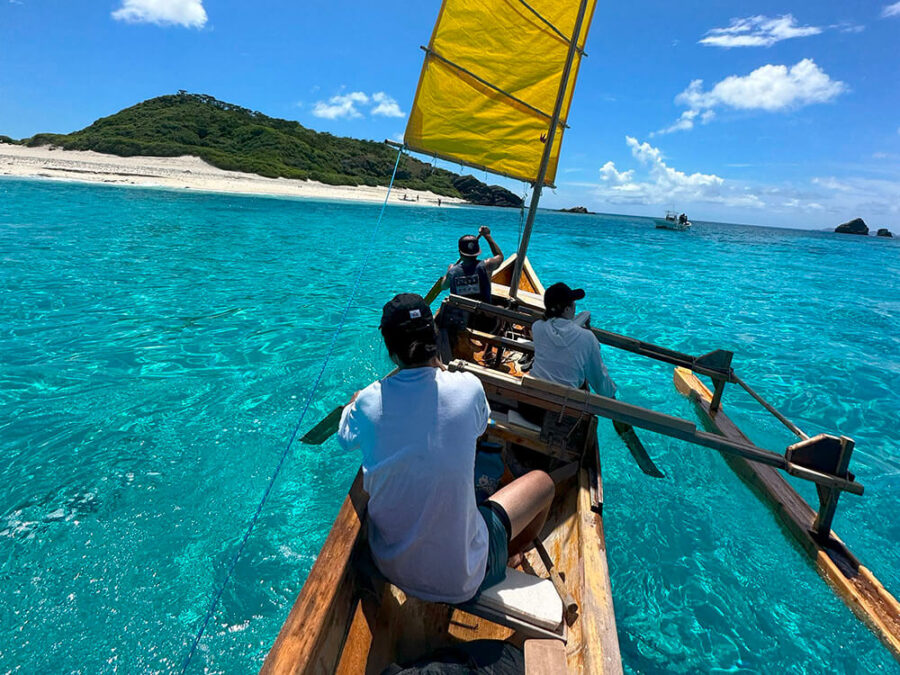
450, 175, 522, 208
876, 228, 893, 238
559, 206, 592, 214
835, 218, 869, 235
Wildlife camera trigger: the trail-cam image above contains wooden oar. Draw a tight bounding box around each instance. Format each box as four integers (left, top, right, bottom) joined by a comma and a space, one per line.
423, 276, 444, 304
300, 406, 345, 445
424, 233, 483, 305
613, 420, 665, 478
301, 368, 400, 446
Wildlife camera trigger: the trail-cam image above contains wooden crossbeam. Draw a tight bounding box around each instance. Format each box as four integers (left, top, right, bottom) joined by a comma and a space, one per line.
448, 360, 864, 496
445, 295, 735, 381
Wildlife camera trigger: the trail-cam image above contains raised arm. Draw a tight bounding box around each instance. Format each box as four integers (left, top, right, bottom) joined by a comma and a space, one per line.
440, 264, 453, 290
479, 226, 504, 272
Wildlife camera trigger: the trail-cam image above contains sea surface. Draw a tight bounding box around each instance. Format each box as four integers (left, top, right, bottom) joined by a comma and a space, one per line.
1, 177, 898, 674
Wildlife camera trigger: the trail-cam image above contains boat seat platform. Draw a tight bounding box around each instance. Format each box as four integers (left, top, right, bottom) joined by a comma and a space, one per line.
456, 567, 566, 642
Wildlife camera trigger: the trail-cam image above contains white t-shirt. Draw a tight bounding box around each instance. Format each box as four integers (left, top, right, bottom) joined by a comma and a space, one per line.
531, 317, 617, 397
338, 367, 490, 603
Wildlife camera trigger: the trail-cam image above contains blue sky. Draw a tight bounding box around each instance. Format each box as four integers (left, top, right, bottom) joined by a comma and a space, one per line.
1, 0, 898, 229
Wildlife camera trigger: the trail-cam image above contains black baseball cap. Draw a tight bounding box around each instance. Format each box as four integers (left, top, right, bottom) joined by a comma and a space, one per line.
544, 282, 585, 315
458, 235, 481, 257
380, 293, 434, 335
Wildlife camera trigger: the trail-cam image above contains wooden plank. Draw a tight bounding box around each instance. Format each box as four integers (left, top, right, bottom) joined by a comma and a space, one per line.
576, 468, 623, 674
451, 361, 863, 495
463, 327, 535, 354
673, 367, 900, 661
524, 639, 568, 675
260, 471, 367, 675
444, 295, 734, 380
334, 600, 375, 675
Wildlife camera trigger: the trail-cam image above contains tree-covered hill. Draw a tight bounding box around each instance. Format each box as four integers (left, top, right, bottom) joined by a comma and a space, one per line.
11, 92, 522, 207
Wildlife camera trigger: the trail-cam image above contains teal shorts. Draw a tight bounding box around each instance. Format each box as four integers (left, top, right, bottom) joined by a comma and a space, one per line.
477, 501, 511, 591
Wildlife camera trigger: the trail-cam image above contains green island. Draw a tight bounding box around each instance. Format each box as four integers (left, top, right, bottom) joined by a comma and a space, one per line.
4, 92, 522, 208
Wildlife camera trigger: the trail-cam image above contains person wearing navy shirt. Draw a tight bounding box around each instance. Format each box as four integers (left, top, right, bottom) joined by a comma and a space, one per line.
441, 225, 504, 302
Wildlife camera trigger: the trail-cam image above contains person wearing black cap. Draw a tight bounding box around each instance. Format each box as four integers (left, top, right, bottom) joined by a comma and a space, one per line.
531, 283, 616, 397
338, 293, 554, 604
441, 225, 504, 303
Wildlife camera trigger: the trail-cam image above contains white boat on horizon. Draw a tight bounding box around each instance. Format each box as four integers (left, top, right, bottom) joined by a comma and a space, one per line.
655, 210, 691, 230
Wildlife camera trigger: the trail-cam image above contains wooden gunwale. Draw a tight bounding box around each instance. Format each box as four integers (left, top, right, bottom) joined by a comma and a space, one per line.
673, 367, 900, 661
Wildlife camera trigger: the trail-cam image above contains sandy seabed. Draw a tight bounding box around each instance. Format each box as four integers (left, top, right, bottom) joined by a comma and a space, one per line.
0, 144, 467, 207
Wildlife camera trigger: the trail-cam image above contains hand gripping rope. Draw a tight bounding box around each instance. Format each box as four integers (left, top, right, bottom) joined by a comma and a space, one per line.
179, 147, 404, 673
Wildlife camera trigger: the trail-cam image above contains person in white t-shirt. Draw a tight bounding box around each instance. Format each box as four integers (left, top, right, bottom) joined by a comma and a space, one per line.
531, 282, 616, 397
338, 293, 554, 603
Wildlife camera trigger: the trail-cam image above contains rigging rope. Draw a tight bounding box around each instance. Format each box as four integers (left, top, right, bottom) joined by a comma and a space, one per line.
179, 146, 405, 673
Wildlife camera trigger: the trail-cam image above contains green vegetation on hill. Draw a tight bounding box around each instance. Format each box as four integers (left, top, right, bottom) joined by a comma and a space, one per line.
15, 92, 522, 207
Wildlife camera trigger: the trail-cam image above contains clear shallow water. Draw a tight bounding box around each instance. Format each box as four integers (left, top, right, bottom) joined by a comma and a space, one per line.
1, 177, 898, 673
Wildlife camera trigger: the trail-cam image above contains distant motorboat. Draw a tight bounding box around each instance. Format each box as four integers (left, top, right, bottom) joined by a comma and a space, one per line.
655, 210, 691, 231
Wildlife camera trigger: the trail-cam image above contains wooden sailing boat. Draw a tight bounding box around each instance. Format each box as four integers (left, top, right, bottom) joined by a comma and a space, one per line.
261, 0, 899, 671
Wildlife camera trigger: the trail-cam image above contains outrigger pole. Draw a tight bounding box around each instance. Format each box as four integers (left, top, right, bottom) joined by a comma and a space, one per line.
509, 0, 590, 299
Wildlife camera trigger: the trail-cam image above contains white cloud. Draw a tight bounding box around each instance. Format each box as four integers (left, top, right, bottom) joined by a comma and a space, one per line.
811, 176, 900, 216
111, 0, 206, 28
882, 2, 900, 18
311, 92, 369, 120
652, 109, 716, 136
592, 137, 763, 208
656, 59, 846, 135
677, 60, 846, 112
583, 139, 900, 223
310, 91, 406, 120
700, 14, 822, 48
371, 92, 405, 118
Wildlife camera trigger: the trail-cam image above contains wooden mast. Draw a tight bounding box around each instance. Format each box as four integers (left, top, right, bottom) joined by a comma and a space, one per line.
509, 0, 590, 299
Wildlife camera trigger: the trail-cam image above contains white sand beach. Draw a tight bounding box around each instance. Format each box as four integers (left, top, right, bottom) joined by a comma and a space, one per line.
0, 144, 467, 206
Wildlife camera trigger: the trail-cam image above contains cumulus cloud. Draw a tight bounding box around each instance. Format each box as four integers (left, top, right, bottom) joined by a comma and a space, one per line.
652, 109, 716, 136
585, 138, 900, 221
678, 60, 846, 111
883, 2, 900, 18
311, 91, 406, 120
371, 92, 405, 118
700, 14, 822, 48
655, 59, 846, 135
311, 92, 369, 120
592, 137, 763, 208
111, 0, 207, 28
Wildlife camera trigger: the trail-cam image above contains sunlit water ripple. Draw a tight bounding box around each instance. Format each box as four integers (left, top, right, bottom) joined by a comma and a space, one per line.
1, 178, 898, 673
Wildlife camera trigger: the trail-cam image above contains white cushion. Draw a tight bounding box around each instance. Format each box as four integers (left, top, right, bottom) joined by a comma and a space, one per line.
474, 568, 563, 631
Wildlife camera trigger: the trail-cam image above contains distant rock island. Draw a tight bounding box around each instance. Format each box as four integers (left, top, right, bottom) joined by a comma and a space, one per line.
559, 206, 593, 214
835, 218, 869, 235
3, 92, 522, 208
876, 228, 893, 238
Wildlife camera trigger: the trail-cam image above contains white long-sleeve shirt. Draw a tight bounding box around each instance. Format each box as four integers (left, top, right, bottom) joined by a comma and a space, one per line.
531, 317, 617, 397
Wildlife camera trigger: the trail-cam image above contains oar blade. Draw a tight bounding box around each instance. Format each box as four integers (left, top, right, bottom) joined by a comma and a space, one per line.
301, 406, 344, 445
613, 420, 665, 478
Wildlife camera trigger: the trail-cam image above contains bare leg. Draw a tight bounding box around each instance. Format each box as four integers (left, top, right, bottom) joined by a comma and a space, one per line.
486, 470, 554, 559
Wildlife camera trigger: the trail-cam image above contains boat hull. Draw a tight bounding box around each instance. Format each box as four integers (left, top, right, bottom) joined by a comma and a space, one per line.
261, 264, 623, 674
654, 218, 691, 231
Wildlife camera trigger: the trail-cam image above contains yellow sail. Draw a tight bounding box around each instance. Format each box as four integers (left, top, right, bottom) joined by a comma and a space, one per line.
404, 0, 596, 186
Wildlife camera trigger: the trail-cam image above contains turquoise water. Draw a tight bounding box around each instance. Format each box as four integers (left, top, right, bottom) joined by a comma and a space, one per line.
1, 177, 898, 674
